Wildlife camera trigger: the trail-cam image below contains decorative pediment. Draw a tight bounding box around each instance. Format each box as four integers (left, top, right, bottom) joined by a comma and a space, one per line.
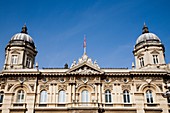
11, 50, 20, 54
150, 50, 160, 54
67, 54, 104, 75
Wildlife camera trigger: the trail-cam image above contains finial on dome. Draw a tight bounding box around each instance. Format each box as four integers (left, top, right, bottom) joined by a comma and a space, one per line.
21, 24, 28, 34
142, 22, 149, 34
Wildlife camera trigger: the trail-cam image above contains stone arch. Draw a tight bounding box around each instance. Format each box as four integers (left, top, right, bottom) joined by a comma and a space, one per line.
139, 83, 161, 92
76, 84, 94, 93
10, 83, 31, 93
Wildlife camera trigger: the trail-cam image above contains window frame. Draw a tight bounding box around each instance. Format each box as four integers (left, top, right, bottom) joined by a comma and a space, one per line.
146, 90, 153, 103
105, 90, 112, 103
81, 90, 89, 103
123, 90, 130, 103
153, 55, 159, 64
139, 57, 144, 67
26, 57, 32, 68
40, 90, 48, 103
0, 91, 4, 103
11, 55, 18, 65
58, 90, 66, 103
16, 90, 25, 103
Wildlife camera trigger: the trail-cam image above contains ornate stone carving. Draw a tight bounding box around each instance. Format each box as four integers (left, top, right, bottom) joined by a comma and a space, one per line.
122, 85, 131, 91
40, 85, 49, 91
58, 85, 67, 91
1, 84, 5, 89
29, 84, 35, 91
104, 84, 113, 90
156, 84, 163, 91
136, 84, 141, 91
70, 66, 100, 74
8, 84, 14, 91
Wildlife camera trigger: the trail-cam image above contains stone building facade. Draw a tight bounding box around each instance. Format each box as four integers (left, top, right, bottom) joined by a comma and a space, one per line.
0, 24, 170, 113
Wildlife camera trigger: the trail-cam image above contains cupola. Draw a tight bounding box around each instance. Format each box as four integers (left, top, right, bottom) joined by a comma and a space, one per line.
4, 25, 37, 70
133, 23, 165, 69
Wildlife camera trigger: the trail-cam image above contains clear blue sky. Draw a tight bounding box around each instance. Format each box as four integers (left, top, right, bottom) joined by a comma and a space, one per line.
0, 0, 170, 69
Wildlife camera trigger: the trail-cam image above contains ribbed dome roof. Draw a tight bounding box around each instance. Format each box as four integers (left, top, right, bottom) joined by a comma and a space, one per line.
11, 33, 34, 44
136, 23, 161, 45
136, 32, 161, 44
10, 25, 34, 45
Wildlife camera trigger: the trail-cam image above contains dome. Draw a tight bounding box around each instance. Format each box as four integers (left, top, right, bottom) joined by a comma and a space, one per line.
136, 23, 161, 45
11, 33, 34, 44
136, 32, 161, 44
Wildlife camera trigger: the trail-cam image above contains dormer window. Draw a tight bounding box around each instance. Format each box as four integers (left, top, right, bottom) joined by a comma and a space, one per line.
139, 57, 144, 67
153, 55, 158, 64
11, 55, 18, 64
26, 57, 32, 68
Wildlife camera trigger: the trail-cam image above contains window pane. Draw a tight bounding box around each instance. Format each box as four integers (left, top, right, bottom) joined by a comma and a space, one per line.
105, 90, 111, 103
81, 90, 89, 102
17, 90, 24, 103
59, 90, 65, 103
40, 90, 47, 103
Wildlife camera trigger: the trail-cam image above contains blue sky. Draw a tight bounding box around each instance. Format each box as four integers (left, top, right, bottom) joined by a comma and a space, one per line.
0, 0, 170, 69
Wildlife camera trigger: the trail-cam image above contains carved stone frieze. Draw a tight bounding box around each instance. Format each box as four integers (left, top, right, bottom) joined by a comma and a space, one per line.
8, 84, 14, 91
1, 84, 5, 89
136, 84, 141, 91
58, 84, 67, 91
29, 84, 35, 91
122, 85, 131, 91
104, 84, 113, 90
156, 84, 163, 91
70, 67, 100, 74
40, 85, 49, 91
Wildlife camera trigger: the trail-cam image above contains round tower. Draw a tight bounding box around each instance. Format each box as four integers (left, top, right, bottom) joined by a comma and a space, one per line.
133, 23, 166, 69
4, 25, 37, 70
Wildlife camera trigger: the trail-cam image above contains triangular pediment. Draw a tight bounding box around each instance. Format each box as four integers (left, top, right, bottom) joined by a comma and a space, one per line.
150, 50, 160, 54
67, 54, 104, 75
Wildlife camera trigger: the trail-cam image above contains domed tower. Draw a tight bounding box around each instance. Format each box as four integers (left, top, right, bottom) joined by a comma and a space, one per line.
133, 23, 166, 69
3, 25, 37, 70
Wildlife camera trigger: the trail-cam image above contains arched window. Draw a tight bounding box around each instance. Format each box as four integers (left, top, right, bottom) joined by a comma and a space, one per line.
105, 90, 112, 103
146, 90, 153, 103
40, 90, 48, 103
17, 90, 25, 103
0, 91, 4, 103
123, 90, 130, 103
58, 90, 66, 103
81, 90, 89, 102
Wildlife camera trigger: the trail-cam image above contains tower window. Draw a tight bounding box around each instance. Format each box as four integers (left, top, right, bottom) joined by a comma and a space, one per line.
11, 55, 18, 64
139, 57, 144, 67
105, 90, 112, 103
146, 90, 153, 103
26, 57, 32, 68
153, 55, 159, 64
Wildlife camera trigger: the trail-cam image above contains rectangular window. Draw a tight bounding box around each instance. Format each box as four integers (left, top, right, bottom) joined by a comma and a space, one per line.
26, 57, 32, 68
139, 57, 144, 67
153, 55, 159, 64
11, 55, 18, 64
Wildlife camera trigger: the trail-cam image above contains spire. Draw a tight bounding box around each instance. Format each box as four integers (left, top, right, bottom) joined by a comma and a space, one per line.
83, 34, 87, 54
21, 24, 28, 34
142, 22, 149, 34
